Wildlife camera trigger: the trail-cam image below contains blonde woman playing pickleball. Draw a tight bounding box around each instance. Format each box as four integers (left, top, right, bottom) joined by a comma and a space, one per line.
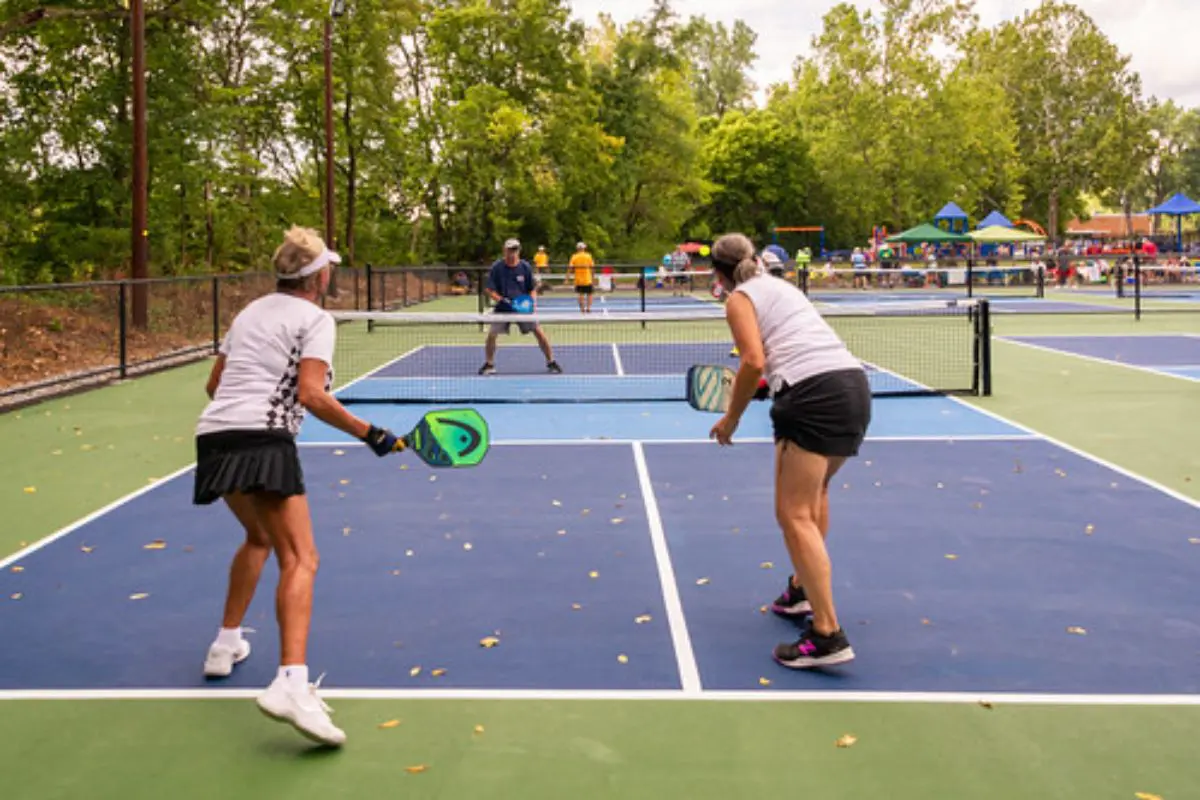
194, 225, 399, 745
708, 232, 871, 668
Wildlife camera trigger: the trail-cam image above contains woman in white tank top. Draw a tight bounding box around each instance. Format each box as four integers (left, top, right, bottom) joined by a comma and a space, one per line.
708, 233, 871, 670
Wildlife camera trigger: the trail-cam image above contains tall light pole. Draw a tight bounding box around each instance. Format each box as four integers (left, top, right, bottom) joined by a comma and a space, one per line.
130, 0, 148, 327
324, 0, 344, 295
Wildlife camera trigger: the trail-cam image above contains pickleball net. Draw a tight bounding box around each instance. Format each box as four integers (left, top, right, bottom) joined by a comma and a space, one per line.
329, 300, 991, 404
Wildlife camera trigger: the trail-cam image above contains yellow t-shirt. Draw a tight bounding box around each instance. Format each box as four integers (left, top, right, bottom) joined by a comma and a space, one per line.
569, 252, 595, 285
533, 252, 549, 269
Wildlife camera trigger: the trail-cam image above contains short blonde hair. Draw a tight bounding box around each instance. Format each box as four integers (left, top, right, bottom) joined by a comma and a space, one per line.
711, 233, 761, 285
273, 226, 327, 281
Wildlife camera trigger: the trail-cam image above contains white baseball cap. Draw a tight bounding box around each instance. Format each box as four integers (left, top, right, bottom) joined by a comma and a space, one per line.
504, 238, 520, 251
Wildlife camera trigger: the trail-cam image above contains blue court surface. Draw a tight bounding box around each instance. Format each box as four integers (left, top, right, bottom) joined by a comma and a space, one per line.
1003, 334, 1200, 382
3, 393, 1199, 700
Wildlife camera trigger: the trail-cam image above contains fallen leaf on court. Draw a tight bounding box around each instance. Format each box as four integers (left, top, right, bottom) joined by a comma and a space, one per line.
721, 496, 729, 501
51, 450, 62, 456
143, 540, 166, 550
842, 484, 850, 490
634, 615, 652, 624
759, 605, 768, 614
557, 529, 567, 536
463, 543, 473, 551
339, 479, 350, 485
835, 734, 857, 748
936, 482, 944, 489
617, 654, 629, 664
391, 570, 401, 576
10, 566, 23, 573
404, 765, 427, 774
429, 475, 437, 482
944, 554, 958, 560
875, 481, 882, 488
1055, 469, 1067, 478
589, 570, 599, 579
22, 486, 36, 494
610, 517, 624, 525
1067, 627, 1087, 635
696, 577, 710, 585
146, 477, 158, 484
333, 449, 345, 456
758, 677, 771, 686
80, 546, 94, 554
405, 550, 415, 557
129, 593, 149, 601
343, 527, 352, 536
18, 541, 26, 547
10, 593, 22, 600
581, 508, 591, 515
978, 701, 994, 710
431, 668, 447, 677
686, 494, 694, 500
410, 666, 421, 677
1188, 538, 1200, 545
972, 502, 983, 510
552, 500, 562, 507
399, 464, 408, 470
480, 636, 500, 648
1085, 524, 1095, 535
619, 493, 627, 500
731, 527, 740, 533
378, 719, 401, 729
1134, 793, 1163, 800
921, 618, 932, 626
474, 725, 485, 735
865, 460, 873, 467
1013, 462, 1023, 474
760, 561, 774, 569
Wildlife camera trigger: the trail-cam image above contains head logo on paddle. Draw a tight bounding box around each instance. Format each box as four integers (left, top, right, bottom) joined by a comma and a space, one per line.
394, 409, 490, 467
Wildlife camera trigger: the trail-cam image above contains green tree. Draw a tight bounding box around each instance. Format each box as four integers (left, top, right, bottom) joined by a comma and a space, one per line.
675, 16, 758, 119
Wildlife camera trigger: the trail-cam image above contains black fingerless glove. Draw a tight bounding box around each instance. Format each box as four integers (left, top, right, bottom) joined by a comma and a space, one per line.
362, 424, 398, 456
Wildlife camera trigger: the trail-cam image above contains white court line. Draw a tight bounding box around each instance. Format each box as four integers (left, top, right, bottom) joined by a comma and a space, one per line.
611, 343, 626, 376
952, 398, 1200, 511
0, 463, 197, 573
295, 435, 1040, 448
631, 442, 702, 694
999, 337, 1200, 384
335, 345, 425, 395
0, 688, 1197, 705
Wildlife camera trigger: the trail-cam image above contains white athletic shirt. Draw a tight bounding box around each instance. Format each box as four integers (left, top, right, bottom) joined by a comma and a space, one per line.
733, 274, 862, 394
196, 293, 335, 437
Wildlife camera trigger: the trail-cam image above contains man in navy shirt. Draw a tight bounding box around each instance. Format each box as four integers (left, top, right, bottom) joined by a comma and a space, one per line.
480, 239, 562, 375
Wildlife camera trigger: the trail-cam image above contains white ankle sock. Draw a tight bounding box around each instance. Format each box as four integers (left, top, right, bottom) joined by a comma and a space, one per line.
216, 627, 242, 648
279, 664, 309, 688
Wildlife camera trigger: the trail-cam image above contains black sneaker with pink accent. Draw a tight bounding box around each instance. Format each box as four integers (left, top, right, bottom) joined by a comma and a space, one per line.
773, 626, 855, 669
771, 577, 812, 620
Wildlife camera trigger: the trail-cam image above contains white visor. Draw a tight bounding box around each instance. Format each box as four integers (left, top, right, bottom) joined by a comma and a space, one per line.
280, 248, 341, 280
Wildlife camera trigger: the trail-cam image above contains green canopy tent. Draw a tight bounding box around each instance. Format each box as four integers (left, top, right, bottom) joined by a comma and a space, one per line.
968, 225, 1046, 243
885, 223, 972, 244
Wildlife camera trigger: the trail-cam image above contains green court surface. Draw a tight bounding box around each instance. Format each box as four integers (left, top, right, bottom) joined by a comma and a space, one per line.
2, 307, 1198, 799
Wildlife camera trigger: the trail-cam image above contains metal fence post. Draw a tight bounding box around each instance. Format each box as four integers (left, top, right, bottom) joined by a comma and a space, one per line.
211, 276, 220, 353
1133, 255, 1142, 321
118, 281, 128, 379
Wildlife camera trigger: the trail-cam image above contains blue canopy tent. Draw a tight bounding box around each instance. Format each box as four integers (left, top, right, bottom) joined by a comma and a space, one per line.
1143, 193, 1200, 253
934, 202, 969, 234
977, 211, 1012, 229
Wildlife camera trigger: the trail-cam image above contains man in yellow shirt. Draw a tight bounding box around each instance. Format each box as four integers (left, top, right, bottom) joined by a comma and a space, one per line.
568, 242, 595, 313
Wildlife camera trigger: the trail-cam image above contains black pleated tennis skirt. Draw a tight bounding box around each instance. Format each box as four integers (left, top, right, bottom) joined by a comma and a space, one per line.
193, 429, 304, 505
770, 368, 872, 458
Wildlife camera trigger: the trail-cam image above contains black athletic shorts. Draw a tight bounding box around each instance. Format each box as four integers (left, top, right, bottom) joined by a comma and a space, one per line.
770, 369, 872, 457
575, 284, 594, 295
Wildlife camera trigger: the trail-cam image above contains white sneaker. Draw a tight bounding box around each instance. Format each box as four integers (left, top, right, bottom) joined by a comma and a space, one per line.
203, 637, 251, 678
256, 674, 346, 747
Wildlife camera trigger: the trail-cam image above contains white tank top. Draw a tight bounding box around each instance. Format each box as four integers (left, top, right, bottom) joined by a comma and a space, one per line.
733, 275, 863, 393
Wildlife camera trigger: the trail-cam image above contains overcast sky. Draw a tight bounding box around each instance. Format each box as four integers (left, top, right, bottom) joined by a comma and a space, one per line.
568, 0, 1200, 107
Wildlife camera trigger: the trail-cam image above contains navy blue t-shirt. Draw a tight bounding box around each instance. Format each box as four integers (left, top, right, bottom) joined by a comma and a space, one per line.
487, 259, 535, 300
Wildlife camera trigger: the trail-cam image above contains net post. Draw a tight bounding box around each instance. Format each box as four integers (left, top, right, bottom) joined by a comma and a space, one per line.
977, 298, 992, 396
1114, 261, 1123, 298
365, 263, 373, 310
1037, 263, 1045, 298
640, 268, 647, 330
211, 276, 220, 353
118, 281, 128, 380
1133, 255, 1142, 321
